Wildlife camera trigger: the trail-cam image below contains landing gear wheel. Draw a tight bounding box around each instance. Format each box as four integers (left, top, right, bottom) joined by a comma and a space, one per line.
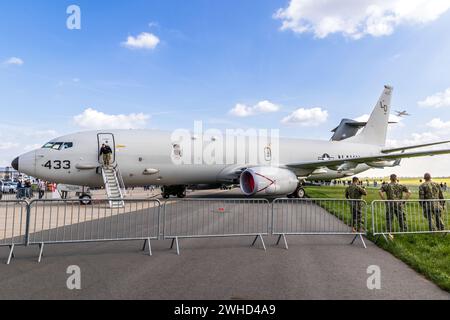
79, 194, 92, 205
163, 193, 170, 199
177, 190, 187, 198
296, 187, 306, 199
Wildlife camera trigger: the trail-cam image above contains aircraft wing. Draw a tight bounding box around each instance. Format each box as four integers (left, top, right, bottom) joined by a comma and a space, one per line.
381, 140, 450, 153
286, 149, 450, 170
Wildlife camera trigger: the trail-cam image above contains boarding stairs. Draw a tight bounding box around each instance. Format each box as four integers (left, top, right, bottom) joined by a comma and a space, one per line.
101, 166, 126, 208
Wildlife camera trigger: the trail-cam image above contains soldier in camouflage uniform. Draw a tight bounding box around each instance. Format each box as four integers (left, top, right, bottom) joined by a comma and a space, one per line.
419, 173, 446, 231
379, 174, 411, 233
345, 177, 367, 232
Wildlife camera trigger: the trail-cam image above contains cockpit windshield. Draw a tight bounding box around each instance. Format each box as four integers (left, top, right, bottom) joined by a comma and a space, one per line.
42, 142, 73, 150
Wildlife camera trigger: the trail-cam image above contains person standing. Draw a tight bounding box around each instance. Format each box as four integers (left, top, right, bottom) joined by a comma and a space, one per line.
345, 177, 368, 233
379, 174, 411, 237
99, 144, 113, 167
419, 173, 446, 231
24, 180, 32, 199
38, 180, 46, 199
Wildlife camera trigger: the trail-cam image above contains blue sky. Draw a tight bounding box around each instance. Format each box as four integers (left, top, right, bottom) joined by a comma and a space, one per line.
1, 0, 450, 176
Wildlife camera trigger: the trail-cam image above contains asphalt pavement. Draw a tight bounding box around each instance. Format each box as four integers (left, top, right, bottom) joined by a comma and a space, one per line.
0, 189, 448, 300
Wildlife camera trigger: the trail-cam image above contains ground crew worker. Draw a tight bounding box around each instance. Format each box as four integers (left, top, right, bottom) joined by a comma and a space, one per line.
345, 177, 368, 233
99, 144, 113, 167
379, 174, 411, 238
419, 173, 446, 232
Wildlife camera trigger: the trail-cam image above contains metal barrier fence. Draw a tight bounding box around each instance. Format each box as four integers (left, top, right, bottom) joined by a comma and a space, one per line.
163, 199, 270, 254
0, 200, 28, 264
27, 199, 161, 262
272, 199, 367, 249
4, 197, 450, 264
372, 200, 449, 239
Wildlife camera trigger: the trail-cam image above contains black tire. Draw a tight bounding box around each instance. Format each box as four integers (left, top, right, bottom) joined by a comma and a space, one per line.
296, 187, 306, 199
163, 193, 170, 199
177, 192, 186, 199
79, 194, 92, 205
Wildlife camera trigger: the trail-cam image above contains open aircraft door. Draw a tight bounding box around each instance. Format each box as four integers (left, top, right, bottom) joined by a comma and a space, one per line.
97, 133, 116, 165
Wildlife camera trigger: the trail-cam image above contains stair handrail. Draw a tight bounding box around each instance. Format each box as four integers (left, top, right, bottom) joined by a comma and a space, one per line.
114, 163, 127, 197
101, 167, 113, 202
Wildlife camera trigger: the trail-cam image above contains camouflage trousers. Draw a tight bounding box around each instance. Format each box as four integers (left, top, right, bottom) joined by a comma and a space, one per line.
350, 201, 364, 231
103, 153, 112, 167
422, 205, 446, 231
385, 203, 408, 232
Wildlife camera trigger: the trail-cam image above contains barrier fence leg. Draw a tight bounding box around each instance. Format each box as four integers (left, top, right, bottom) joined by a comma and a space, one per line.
147, 238, 152, 256
170, 237, 180, 255
142, 238, 153, 256
350, 234, 367, 249
38, 243, 45, 263
259, 234, 266, 252
374, 235, 381, 245
251, 236, 258, 246
359, 235, 367, 249
251, 234, 266, 251
275, 234, 289, 250
6, 244, 15, 265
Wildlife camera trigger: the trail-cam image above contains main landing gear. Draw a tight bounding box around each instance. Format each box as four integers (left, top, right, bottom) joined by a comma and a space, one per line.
287, 185, 306, 199
162, 185, 187, 199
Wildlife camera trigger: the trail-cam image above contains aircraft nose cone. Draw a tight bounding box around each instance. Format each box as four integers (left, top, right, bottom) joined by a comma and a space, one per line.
11, 157, 19, 171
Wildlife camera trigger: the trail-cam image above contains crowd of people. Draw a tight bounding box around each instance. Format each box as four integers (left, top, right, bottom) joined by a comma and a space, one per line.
345, 173, 446, 239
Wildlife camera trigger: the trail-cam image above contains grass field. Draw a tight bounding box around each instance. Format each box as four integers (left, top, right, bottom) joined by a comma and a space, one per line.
306, 186, 450, 292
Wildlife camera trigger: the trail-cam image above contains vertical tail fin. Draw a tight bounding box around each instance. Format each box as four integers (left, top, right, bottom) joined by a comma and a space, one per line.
347, 85, 393, 146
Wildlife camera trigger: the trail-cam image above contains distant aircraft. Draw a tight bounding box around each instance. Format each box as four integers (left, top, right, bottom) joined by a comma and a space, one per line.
11, 86, 450, 200
395, 110, 411, 117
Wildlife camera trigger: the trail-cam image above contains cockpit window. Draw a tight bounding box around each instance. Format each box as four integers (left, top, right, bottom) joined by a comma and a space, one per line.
43, 143, 55, 149
52, 143, 63, 150
42, 142, 73, 150
62, 142, 73, 149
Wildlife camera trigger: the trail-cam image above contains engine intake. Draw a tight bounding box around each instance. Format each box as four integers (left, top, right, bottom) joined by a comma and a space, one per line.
240, 167, 299, 196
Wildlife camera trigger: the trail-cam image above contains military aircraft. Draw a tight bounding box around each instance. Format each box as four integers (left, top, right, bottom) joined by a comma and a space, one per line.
11, 86, 450, 200
395, 110, 411, 117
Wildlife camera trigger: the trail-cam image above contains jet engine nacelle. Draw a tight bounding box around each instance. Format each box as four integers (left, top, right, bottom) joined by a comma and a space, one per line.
367, 160, 401, 168
240, 167, 299, 196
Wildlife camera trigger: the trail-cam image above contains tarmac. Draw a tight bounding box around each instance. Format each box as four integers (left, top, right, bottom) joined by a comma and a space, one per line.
0, 189, 448, 300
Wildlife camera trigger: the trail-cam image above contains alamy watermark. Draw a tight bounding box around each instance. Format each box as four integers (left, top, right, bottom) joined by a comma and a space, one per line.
66, 5, 81, 30
66, 265, 82, 290
170, 121, 280, 166
367, 265, 381, 290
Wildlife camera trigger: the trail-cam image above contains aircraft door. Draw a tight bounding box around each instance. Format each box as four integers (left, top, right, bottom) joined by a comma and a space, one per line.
98, 133, 116, 165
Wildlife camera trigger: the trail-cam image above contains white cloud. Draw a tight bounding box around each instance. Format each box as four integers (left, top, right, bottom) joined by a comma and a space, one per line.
282, 107, 328, 126
229, 100, 280, 117
122, 32, 160, 50
427, 118, 450, 133
3, 57, 24, 66
418, 88, 450, 108
73, 108, 150, 130
0, 142, 19, 150
274, 0, 450, 39
386, 132, 443, 148
0, 125, 59, 167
